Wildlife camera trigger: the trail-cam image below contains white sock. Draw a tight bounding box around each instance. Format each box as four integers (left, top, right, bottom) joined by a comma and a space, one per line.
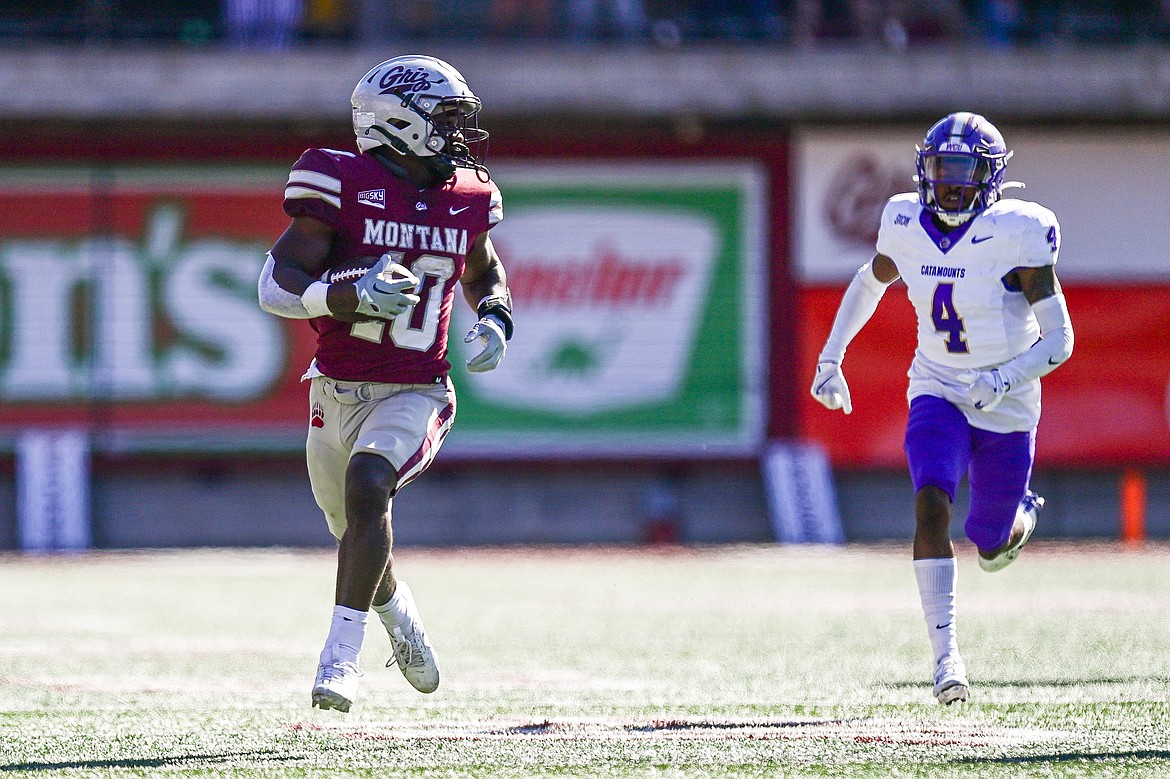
322, 604, 368, 663
914, 558, 959, 665
372, 580, 416, 629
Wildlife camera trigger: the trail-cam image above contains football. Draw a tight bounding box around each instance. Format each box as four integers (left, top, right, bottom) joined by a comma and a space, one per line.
325, 255, 381, 285
323, 256, 383, 323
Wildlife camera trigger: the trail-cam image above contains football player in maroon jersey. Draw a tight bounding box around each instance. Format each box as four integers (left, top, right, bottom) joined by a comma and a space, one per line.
258, 55, 513, 713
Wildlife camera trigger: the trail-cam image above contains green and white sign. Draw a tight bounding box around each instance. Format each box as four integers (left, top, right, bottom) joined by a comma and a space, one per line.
447, 163, 768, 458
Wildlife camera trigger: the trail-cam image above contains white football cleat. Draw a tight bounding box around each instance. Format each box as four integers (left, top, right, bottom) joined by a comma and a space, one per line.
979, 492, 1044, 573
383, 583, 440, 693
312, 646, 363, 713
933, 656, 969, 705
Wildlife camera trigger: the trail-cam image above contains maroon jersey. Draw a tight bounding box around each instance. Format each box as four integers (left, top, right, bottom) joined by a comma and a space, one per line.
283, 147, 503, 383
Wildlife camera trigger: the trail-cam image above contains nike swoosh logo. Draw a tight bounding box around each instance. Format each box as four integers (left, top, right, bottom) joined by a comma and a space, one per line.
371, 281, 405, 295
449, 206, 470, 215
935, 623, 952, 630
1048, 357, 1062, 365
971, 235, 993, 244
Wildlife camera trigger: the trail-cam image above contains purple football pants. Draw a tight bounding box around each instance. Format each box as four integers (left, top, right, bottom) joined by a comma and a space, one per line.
904, 395, 1036, 553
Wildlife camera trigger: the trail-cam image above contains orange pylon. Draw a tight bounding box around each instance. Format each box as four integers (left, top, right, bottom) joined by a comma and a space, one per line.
1120, 469, 1147, 546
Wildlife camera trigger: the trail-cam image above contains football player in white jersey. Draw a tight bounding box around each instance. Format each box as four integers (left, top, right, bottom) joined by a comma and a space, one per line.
810, 112, 1074, 704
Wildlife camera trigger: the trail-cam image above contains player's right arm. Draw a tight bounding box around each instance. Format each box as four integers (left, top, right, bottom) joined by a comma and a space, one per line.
259, 215, 355, 319
259, 216, 418, 320
259, 148, 418, 321
809, 253, 900, 414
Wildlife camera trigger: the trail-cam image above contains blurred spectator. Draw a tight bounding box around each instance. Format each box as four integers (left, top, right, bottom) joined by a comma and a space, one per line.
648, 0, 785, 43
567, 0, 648, 42
974, 0, 1022, 47
301, 0, 352, 41
353, 0, 443, 44
81, 0, 115, 41
791, 0, 962, 48
489, 0, 555, 40
5, 0, 1170, 45
223, 0, 305, 47
1055, 0, 1162, 44
975, 0, 1166, 46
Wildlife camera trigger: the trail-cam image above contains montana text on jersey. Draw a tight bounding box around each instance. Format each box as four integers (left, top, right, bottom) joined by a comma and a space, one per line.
283, 147, 504, 383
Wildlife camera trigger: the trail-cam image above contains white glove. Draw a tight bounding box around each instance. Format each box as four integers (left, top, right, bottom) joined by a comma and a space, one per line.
464, 314, 507, 373
352, 255, 420, 319
810, 361, 852, 414
964, 368, 1009, 412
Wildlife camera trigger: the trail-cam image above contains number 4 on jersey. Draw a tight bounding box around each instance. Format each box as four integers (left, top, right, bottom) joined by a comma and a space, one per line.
932, 283, 969, 354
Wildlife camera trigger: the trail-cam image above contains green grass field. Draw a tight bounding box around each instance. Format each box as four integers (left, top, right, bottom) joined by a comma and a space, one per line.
2, 543, 1169, 777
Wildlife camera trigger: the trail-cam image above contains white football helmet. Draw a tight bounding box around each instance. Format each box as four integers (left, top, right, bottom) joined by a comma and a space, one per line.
351, 55, 488, 177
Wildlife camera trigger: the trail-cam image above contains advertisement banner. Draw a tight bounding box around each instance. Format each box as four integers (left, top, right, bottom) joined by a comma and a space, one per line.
451, 163, 768, 456
0, 162, 767, 457
799, 285, 1170, 467
794, 126, 1170, 283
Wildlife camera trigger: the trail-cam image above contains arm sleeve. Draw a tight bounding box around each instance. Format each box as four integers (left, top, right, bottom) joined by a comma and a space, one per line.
996, 293, 1074, 386
257, 252, 331, 319
818, 261, 895, 364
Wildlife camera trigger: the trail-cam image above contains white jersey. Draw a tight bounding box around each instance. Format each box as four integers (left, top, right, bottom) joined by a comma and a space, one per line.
875, 193, 1060, 433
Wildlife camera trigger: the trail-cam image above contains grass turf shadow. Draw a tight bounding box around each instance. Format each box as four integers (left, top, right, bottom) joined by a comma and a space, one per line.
957, 750, 1170, 764
1, 750, 289, 772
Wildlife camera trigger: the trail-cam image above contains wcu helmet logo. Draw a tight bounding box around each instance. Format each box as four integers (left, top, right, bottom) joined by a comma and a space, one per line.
377, 65, 447, 96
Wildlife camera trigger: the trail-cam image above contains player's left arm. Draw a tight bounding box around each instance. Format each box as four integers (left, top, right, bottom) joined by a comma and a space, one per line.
966, 263, 1075, 411
459, 232, 513, 373
1009, 263, 1075, 374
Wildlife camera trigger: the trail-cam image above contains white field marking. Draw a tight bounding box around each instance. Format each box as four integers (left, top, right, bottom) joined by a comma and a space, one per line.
0, 637, 308, 657
286, 717, 1069, 746
2, 674, 309, 694
0, 665, 648, 695
962, 587, 1170, 615
451, 669, 655, 692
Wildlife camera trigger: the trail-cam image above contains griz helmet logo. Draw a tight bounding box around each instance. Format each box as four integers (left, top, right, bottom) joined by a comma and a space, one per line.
375, 65, 446, 96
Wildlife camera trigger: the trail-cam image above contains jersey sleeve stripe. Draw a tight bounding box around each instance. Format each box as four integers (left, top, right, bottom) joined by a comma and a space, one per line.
287, 170, 342, 194
284, 185, 341, 209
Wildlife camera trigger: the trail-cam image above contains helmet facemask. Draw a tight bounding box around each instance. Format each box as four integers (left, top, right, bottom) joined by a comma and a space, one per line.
918, 152, 1003, 226
417, 97, 489, 180
914, 112, 1013, 227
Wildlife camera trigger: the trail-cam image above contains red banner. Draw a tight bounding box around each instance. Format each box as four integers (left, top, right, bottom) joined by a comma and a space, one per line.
799, 285, 1170, 467
0, 178, 314, 440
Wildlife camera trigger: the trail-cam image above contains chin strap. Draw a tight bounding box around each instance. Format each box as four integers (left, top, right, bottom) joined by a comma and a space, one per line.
937, 211, 975, 227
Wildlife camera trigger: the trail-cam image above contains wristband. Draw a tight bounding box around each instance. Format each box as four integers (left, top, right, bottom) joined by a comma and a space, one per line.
302, 281, 332, 318
476, 293, 513, 341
